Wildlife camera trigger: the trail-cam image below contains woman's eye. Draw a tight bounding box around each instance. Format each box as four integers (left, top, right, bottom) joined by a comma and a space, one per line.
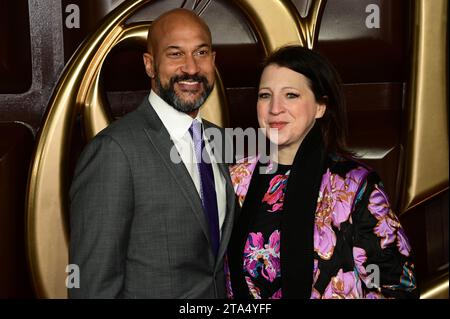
286, 92, 299, 99
258, 93, 270, 99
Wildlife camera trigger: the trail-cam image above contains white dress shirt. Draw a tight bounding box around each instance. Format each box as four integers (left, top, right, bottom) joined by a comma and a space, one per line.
149, 90, 226, 236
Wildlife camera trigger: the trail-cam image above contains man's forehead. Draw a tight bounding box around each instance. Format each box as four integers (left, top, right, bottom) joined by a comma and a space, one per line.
149, 10, 212, 51
153, 26, 212, 51
158, 20, 210, 39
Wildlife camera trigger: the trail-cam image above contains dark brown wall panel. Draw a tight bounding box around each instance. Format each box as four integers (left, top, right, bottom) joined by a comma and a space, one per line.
0, 123, 34, 298
316, 0, 411, 83
0, 0, 32, 93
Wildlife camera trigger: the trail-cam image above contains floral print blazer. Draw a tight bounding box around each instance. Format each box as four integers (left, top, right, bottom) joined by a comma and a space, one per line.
226, 125, 419, 299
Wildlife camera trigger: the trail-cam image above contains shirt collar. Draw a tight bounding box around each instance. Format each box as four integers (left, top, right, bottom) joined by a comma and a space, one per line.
149, 90, 202, 141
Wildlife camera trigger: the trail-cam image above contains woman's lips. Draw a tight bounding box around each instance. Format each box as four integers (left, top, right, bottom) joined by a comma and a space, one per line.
268, 122, 288, 129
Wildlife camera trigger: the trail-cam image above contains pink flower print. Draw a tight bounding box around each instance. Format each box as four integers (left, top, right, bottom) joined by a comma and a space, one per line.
262, 173, 289, 212
322, 269, 362, 299
243, 231, 281, 283
245, 276, 261, 299
264, 231, 281, 281
368, 185, 412, 257
268, 230, 281, 254
244, 232, 265, 278
270, 288, 282, 299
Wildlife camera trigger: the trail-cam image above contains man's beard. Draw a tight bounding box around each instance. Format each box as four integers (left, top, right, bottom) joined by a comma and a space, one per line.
155, 73, 213, 113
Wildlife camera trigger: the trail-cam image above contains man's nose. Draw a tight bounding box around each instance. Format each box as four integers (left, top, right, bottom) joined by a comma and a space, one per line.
181, 55, 200, 75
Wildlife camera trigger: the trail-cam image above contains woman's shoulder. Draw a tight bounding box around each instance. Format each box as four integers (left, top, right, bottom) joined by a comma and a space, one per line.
326, 153, 374, 176
323, 153, 381, 189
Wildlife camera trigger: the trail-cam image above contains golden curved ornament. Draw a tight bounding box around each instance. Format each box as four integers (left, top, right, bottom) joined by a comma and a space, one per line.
25, 0, 327, 298
400, 0, 449, 214
233, 0, 326, 51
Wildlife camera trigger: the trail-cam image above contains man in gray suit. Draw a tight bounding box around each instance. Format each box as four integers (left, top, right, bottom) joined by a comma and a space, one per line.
69, 8, 236, 298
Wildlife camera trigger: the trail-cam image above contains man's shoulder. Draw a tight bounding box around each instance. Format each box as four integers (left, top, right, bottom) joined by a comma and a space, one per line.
96, 99, 150, 140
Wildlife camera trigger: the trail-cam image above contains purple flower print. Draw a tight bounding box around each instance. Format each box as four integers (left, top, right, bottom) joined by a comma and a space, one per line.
368, 185, 412, 257
353, 247, 367, 276
322, 269, 362, 299
314, 167, 368, 261
324, 167, 365, 229
353, 246, 379, 289
313, 218, 336, 260
396, 227, 412, 257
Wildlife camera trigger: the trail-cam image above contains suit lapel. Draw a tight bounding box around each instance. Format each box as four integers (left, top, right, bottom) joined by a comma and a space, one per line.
138, 100, 211, 245
215, 161, 236, 267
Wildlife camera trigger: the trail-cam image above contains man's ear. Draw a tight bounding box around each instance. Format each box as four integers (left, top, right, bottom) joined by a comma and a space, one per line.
212, 51, 216, 64
143, 52, 155, 79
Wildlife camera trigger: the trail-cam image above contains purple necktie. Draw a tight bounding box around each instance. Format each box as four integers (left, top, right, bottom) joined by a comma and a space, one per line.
189, 119, 220, 257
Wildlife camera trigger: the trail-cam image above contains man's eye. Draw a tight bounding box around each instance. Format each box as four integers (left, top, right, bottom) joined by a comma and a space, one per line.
195, 50, 209, 56
168, 52, 182, 57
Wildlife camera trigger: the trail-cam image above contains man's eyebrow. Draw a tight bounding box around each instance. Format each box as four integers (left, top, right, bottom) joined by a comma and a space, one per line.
195, 43, 210, 49
164, 44, 211, 51
164, 45, 181, 51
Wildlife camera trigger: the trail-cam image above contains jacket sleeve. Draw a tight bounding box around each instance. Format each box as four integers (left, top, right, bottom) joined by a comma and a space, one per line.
352, 172, 419, 299
69, 134, 134, 298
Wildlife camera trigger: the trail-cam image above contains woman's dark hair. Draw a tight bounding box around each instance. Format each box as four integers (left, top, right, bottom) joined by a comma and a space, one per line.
262, 45, 352, 156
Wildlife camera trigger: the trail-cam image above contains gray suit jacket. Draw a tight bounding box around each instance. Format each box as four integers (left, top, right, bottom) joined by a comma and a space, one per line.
69, 97, 236, 298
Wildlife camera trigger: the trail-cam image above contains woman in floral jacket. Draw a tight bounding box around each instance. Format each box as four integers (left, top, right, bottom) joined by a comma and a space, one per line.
226, 45, 418, 299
